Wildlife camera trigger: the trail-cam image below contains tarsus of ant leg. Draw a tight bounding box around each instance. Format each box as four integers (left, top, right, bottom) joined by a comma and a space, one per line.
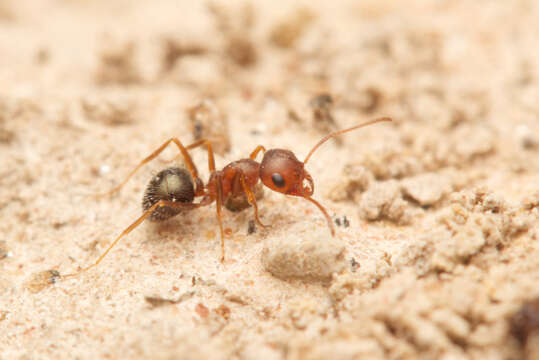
96, 138, 201, 197
215, 173, 225, 263
62, 201, 199, 278
239, 171, 269, 228
249, 145, 266, 160
303, 196, 335, 236
303, 117, 392, 165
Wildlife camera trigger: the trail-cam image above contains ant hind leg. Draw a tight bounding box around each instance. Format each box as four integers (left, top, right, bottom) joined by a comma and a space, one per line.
62, 200, 199, 278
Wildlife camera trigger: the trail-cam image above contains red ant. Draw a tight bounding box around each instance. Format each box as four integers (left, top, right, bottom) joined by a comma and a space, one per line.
63, 117, 391, 277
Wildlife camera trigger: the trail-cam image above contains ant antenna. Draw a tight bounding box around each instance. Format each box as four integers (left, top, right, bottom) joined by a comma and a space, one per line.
303, 117, 392, 164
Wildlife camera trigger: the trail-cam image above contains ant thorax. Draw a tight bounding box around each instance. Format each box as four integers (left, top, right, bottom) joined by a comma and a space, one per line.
218, 159, 260, 197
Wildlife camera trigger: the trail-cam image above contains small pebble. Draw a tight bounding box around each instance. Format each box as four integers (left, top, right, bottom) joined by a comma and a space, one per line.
262, 230, 346, 282
401, 173, 451, 206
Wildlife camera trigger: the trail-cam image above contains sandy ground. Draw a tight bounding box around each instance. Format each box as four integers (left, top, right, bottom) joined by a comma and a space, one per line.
1, 0, 539, 359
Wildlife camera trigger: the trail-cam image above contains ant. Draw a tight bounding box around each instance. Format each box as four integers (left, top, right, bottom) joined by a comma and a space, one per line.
63, 117, 391, 277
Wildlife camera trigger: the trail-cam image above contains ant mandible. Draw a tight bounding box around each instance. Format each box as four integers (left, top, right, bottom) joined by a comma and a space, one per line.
63, 117, 391, 277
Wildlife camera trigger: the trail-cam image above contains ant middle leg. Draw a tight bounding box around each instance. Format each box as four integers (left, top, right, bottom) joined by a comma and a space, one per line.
96, 138, 203, 197
162, 139, 217, 174
186, 139, 217, 172
187, 139, 227, 262
214, 173, 226, 263
62, 200, 200, 278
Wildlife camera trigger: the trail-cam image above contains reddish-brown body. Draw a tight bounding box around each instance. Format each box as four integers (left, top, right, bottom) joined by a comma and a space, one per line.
64, 117, 391, 277
207, 159, 260, 199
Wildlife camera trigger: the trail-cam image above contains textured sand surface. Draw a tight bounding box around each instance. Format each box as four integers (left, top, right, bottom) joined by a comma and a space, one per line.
1, 1, 539, 359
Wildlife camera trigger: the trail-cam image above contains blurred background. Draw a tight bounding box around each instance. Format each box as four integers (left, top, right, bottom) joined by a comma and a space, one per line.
1, 1, 538, 359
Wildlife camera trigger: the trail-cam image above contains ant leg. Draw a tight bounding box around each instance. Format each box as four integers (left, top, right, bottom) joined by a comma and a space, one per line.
183, 139, 225, 261
238, 172, 269, 228
189, 139, 216, 172
181, 138, 218, 173
185, 139, 207, 151
62, 200, 200, 278
249, 145, 266, 160
187, 140, 226, 262
303, 196, 336, 236
215, 173, 226, 263
161, 139, 217, 175
97, 138, 202, 197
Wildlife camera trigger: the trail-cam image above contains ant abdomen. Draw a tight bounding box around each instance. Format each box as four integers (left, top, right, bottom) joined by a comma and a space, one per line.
142, 167, 195, 221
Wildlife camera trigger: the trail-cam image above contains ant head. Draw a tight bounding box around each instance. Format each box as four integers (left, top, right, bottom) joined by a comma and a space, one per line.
258, 118, 392, 199
259, 149, 314, 197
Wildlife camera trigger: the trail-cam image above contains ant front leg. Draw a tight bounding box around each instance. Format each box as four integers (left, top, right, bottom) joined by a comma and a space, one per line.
96, 138, 203, 197
238, 171, 269, 228
62, 200, 200, 278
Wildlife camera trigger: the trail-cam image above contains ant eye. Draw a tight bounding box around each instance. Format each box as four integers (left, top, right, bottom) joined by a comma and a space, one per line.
271, 173, 286, 188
